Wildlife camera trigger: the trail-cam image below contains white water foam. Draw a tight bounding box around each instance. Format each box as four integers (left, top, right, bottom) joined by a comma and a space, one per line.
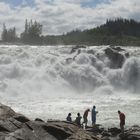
0, 45, 139, 128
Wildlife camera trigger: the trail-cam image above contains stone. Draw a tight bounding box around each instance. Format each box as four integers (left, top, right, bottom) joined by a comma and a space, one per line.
14, 115, 30, 123
0, 103, 139, 140
67, 129, 101, 140
104, 47, 125, 68
0, 118, 19, 132
70, 45, 86, 53
35, 118, 45, 122
43, 121, 76, 140
122, 125, 140, 140
44, 121, 101, 140
111, 46, 125, 52
0, 103, 16, 118
108, 127, 121, 136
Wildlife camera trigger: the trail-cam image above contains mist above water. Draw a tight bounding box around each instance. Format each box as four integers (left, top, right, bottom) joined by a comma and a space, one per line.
0, 45, 140, 127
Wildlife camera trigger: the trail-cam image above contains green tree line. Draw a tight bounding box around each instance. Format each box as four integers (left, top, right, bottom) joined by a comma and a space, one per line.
1, 24, 17, 42
1, 19, 42, 45
1, 18, 140, 46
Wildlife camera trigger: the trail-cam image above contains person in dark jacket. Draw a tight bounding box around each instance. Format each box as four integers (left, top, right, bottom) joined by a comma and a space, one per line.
75, 113, 82, 126
118, 110, 125, 134
66, 113, 72, 122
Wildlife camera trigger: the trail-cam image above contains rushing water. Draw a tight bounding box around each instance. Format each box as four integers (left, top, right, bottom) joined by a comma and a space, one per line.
0, 45, 140, 128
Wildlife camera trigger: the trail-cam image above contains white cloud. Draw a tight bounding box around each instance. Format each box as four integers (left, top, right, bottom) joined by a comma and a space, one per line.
0, 0, 140, 35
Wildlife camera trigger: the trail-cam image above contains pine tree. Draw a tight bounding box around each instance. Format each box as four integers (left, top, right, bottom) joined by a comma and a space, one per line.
25, 19, 28, 34
1, 24, 8, 42
1, 24, 17, 42
20, 19, 42, 44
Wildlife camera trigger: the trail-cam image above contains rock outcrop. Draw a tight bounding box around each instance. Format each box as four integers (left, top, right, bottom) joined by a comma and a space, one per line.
70, 45, 86, 54
0, 103, 139, 140
0, 103, 57, 140
122, 125, 140, 140
0, 103, 101, 140
45, 121, 100, 140
0, 103, 16, 118
104, 47, 126, 68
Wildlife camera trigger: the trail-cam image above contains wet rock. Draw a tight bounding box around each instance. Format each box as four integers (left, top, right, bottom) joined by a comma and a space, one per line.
43, 121, 102, 140
101, 131, 111, 137
35, 118, 45, 122
67, 129, 101, 140
111, 46, 125, 52
122, 125, 140, 140
0, 132, 9, 140
70, 45, 86, 53
104, 47, 125, 68
86, 125, 104, 134
0, 104, 101, 140
65, 58, 73, 64
44, 121, 78, 140
87, 49, 95, 55
0, 103, 140, 140
0, 104, 57, 140
8, 117, 23, 129
125, 52, 129, 58
8, 126, 38, 140
101, 136, 111, 140
25, 121, 57, 140
0, 103, 16, 118
0, 118, 19, 132
108, 127, 121, 136
14, 115, 30, 123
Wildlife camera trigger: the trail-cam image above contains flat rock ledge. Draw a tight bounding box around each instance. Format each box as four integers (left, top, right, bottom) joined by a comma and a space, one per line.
0, 103, 139, 140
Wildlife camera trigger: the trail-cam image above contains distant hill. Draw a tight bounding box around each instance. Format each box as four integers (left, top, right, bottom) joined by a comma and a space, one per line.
43, 18, 140, 46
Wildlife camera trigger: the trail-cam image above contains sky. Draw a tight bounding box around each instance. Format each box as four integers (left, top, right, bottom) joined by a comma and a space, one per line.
0, 0, 140, 35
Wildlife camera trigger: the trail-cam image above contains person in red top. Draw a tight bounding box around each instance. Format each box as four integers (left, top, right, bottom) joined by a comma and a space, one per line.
83, 109, 90, 128
118, 110, 125, 134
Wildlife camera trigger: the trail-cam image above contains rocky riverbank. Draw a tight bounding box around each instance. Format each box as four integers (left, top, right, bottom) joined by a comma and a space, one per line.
0, 103, 140, 140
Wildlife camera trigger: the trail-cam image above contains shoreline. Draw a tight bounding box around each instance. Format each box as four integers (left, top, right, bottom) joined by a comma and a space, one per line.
0, 42, 140, 47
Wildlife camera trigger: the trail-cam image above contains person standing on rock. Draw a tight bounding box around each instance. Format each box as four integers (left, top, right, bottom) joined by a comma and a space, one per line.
83, 109, 90, 128
66, 113, 72, 122
118, 110, 125, 134
91, 106, 98, 126
75, 113, 82, 126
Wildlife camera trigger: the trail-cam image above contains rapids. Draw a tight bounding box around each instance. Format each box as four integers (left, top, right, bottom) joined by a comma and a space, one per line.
0, 45, 140, 128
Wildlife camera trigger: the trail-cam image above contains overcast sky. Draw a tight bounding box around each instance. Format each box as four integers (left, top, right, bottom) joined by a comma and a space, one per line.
0, 0, 140, 35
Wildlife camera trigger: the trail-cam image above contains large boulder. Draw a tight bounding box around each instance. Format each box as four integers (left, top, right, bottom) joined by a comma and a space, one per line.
70, 45, 86, 53
14, 114, 30, 123
44, 121, 101, 140
108, 127, 121, 136
0, 104, 57, 140
0, 103, 16, 118
110, 46, 125, 52
1, 103, 140, 140
24, 121, 57, 140
0, 103, 102, 140
44, 121, 80, 140
0, 118, 20, 132
0, 117, 57, 140
104, 47, 126, 68
122, 125, 140, 140
67, 129, 100, 140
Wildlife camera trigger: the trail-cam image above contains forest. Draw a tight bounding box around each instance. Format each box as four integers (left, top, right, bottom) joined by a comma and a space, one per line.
1, 18, 140, 46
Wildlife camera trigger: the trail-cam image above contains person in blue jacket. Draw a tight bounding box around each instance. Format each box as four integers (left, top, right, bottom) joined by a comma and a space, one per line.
91, 106, 98, 125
